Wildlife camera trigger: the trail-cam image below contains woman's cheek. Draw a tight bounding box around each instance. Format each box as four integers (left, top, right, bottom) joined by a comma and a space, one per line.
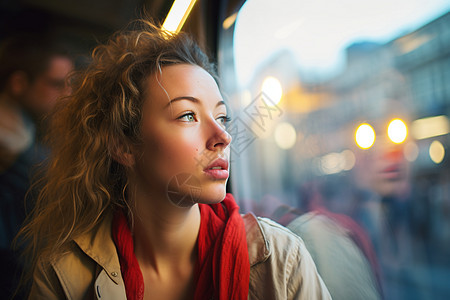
163, 134, 202, 171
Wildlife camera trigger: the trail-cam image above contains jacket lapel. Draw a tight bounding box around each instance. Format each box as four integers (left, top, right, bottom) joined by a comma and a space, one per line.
242, 213, 270, 266
73, 213, 122, 284
94, 269, 127, 299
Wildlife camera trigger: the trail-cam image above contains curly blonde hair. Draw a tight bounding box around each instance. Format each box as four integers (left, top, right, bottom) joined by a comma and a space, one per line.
16, 20, 216, 274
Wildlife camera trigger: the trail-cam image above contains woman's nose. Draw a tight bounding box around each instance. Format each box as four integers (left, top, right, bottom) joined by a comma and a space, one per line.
206, 119, 232, 150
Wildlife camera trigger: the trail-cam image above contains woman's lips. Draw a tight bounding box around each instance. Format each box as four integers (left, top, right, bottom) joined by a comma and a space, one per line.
203, 169, 229, 179
204, 158, 229, 179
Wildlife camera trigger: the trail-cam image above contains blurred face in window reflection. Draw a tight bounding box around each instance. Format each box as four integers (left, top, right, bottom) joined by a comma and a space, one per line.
129, 64, 231, 206
354, 116, 411, 198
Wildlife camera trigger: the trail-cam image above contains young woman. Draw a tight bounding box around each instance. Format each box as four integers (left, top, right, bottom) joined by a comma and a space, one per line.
18, 21, 331, 300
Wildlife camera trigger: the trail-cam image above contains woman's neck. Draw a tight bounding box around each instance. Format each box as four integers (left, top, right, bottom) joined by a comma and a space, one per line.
130, 190, 201, 276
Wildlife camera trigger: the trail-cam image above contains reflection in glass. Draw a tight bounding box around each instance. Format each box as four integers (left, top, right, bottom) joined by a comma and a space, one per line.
387, 119, 408, 144
429, 140, 445, 164
221, 1, 450, 299
261, 76, 283, 106
356, 123, 376, 149
274, 122, 296, 149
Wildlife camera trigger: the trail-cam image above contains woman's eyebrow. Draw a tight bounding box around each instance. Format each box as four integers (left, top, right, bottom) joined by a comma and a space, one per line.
165, 97, 226, 109
165, 96, 199, 108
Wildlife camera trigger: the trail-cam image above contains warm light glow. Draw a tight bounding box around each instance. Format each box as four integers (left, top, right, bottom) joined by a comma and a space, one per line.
411, 115, 450, 140
319, 150, 356, 175
355, 123, 376, 149
388, 118, 408, 144
261, 76, 282, 106
320, 153, 341, 174
398, 34, 433, 53
223, 12, 238, 30
429, 140, 445, 164
162, 0, 197, 34
341, 149, 356, 171
274, 122, 297, 149
319, 149, 355, 175
404, 142, 419, 162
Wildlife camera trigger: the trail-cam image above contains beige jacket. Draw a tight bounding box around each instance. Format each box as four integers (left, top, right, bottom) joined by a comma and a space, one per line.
29, 213, 331, 300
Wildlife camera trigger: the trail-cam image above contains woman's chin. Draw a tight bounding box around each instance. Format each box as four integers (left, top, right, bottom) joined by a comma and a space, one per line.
165, 183, 227, 207
196, 185, 227, 204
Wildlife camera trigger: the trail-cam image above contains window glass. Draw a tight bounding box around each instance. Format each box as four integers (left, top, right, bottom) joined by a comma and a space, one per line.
219, 1, 450, 299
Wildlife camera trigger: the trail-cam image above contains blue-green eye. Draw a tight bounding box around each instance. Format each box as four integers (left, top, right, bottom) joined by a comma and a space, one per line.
217, 115, 231, 125
178, 112, 196, 122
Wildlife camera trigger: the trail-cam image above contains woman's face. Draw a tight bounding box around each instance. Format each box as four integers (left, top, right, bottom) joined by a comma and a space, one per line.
131, 64, 231, 206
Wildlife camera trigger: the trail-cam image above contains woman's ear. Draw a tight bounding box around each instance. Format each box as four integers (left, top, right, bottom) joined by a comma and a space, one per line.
110, 140, 135, 167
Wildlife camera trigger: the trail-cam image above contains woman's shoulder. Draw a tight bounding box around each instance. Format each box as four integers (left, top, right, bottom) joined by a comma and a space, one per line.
243, 213, 331, 299
30, 213, 124, 299
30, 241, 96, 299
242, 212, 308, 264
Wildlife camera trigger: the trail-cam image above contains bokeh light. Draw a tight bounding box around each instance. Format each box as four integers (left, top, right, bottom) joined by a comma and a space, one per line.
404, 142, 419, 162
355, 123, 376, 149
274, 122, 296, 149
341, 149, 356, 171
320, 153, 341, 174
318, 149, 356, 175
388, 118, 408, 144
411, 115, 449, 140
261, 76, 282, 106
429, 140, 445, 164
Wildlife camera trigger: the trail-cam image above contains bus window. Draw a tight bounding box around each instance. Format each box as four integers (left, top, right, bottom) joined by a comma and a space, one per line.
219, 1, 450, 299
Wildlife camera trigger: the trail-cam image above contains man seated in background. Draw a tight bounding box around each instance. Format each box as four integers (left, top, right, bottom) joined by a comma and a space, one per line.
0, 34, 73, 296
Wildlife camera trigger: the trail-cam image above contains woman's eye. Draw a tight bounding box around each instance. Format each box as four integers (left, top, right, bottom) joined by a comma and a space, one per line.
178, 112, 196, 122
217, 115, 231, 125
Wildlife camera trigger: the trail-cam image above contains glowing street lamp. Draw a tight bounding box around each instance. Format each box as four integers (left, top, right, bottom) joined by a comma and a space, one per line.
429, 140, 445, 164
388, 118, 408, 144
261, 76, 282, 106
355, 123, 376, 149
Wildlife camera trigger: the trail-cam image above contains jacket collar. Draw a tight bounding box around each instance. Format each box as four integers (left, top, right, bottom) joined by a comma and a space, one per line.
242, 213, 271, 266
73, 212, 122, 284
72, 211, 270, 277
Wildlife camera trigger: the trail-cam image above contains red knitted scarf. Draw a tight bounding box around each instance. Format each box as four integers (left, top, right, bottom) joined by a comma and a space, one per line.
112, 209, 144, 300
112, 193, 250, 300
